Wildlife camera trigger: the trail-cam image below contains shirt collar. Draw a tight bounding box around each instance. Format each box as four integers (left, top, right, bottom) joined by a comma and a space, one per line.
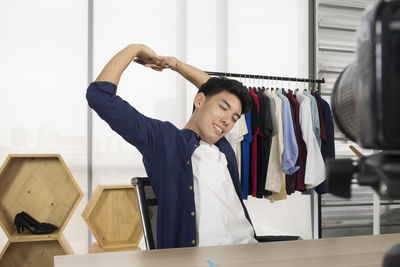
181, 128, 228, 149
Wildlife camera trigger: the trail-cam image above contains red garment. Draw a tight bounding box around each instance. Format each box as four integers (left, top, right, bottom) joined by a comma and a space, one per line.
312, 92, 327, 144
287, 90, 307, 191
249, 89, 260, 197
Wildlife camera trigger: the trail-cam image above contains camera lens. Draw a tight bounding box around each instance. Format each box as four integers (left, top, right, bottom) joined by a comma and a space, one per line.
331, 62, 358, 143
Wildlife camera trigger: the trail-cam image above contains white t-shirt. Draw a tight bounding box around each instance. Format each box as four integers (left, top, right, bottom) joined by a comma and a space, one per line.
191, 141, 258, 247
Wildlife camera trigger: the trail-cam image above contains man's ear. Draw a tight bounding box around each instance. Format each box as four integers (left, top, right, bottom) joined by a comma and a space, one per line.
193, 92, 206, 109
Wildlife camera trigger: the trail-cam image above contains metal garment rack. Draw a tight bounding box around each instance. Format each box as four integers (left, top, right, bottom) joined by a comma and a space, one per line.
204, 71, 325, 91
205, 70, 326, 239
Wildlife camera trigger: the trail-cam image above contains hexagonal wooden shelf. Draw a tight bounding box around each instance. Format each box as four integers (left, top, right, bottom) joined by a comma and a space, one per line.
82, 185, 143, 251
0, 154, 83, 240
0, 235, 72, 267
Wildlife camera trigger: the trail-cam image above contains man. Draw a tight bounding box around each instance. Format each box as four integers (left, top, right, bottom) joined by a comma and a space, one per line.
86, 44, 258, 249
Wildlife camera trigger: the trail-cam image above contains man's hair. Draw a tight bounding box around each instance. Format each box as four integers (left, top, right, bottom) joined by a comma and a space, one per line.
193, 77, 251, 114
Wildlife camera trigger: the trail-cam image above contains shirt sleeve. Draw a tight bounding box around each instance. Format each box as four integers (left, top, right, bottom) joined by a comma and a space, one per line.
86, 81, 162, 158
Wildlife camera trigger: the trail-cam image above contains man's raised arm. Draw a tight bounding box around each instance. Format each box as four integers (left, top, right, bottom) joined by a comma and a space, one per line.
87, 44, 164, 157
162, 57, 211, 89
136, 56, 210, 89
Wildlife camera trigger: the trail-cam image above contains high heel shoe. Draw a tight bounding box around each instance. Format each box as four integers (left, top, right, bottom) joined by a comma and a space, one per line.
20, 211, 57, 232
14, 213, 57, 235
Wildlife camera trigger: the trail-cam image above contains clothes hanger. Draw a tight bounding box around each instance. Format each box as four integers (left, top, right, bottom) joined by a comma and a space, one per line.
256, 75, 262, 92
261, 75, 266, 91
271, 77, 275, 92
283, 79, 289, 94
280, 78, 285, 93
294, 78, 301, 94
303, 79, 308, 92
276, 79, 281, 94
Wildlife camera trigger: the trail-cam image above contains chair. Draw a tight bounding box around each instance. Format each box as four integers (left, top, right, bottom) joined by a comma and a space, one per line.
131, 177, 301, 250
131, 177, 158, 250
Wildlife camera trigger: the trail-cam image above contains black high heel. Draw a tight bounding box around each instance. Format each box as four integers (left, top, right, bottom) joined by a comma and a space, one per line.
20, 212, 57, 232
14, 213, 57, 235
15, 220, 24, 234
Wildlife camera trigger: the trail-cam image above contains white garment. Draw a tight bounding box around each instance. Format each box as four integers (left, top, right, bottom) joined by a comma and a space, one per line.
236, 115, 248, 181
192, 141, 257, 247
295, 91, 325, 188
265, 90, 285, 193
225, 121, 239, 152
225, 115, 247, 182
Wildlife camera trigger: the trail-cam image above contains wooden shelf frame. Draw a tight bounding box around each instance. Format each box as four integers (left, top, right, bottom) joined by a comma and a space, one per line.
0, 154, 83, 240
0, 154, 83, 267
82, 185, 143, 251
0, 235, 72, 267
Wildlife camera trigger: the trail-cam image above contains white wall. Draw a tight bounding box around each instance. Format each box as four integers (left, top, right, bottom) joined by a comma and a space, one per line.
0, 0, 312, 255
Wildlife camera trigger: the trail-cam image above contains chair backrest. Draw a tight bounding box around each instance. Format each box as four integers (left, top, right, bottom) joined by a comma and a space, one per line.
131, 177, 158, 250
131, 178, 302, 249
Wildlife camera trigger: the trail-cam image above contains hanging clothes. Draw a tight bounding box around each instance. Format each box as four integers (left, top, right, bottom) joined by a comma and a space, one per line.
241, 111, 252, 199
262, 91, 277, 197
225, 74, 330, 201
313, 92, 335, 194
226, 115, 248, 183
313, 93, 327, 145
282, 89, 299, 195
237, 115, 248, 182
287, 90, 307, 192
249, 89, 260, 196
277, 89, 300, 175
303, 90, 321, 148
254, 90, 266, 198
295, 90, 325, 188
258, 90, 274, 198
265, 90, 287, 201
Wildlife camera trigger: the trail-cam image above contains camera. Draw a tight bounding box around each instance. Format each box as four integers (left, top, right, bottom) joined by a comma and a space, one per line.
327, 0, 400, 200
327, 2, 400, 263
332, 0, 400, 150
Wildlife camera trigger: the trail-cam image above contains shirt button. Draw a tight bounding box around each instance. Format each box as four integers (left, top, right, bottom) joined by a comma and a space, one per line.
194, 144, 198, 147
186, 160, 190, 165
192, 240, 196, 244
189, 186, 193, 190
191, 211, 195, 216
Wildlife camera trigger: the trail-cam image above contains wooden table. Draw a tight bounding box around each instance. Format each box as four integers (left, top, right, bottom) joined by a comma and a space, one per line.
54, 234, 400, 267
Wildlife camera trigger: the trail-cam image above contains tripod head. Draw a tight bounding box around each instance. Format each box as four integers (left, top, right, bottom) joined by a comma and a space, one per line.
326, 151, 400, 199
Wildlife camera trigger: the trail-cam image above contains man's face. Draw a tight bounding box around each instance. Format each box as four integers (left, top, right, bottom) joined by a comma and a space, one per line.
193, 91, 242, 144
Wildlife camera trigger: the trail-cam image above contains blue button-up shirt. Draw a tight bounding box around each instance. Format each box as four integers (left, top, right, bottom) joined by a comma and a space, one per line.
277, 89, 300, 175
241, 110, 252, 199
86, 81, 253, 249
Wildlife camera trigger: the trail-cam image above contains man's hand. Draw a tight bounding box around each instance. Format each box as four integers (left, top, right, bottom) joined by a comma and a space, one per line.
160, 56, 178, 71
133, 45, 165, 71
135, 51, 210, 89
135, 55, 178, 72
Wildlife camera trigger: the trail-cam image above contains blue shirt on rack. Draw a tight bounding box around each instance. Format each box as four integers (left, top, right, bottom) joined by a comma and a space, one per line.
277, 89, 300, 175
86, 81, 253, 249
314, 92, 335, 194
241, 110, 252, 199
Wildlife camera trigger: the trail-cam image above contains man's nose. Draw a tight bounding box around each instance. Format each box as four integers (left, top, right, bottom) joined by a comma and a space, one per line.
221, 117, 230, 126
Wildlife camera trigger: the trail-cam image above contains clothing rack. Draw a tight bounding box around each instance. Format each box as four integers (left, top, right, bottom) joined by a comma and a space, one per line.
205, 71, 325, 93
206, 70, 327, 240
